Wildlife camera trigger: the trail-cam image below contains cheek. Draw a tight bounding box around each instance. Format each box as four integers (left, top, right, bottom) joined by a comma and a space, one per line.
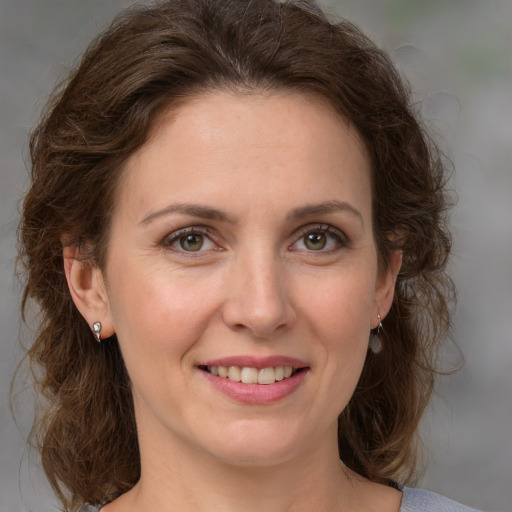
298, 265, 375, 336
297, 267, 375, 384
106, 257, 223, 362
105, 264, 224, 426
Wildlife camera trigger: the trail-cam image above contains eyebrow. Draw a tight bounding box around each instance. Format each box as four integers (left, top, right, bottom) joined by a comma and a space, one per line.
140, 203, 237, 225
140, 200, 363, 227
286, 200, 364, 226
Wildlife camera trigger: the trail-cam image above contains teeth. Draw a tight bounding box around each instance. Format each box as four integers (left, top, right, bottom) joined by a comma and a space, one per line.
207, 365, 296, 384
258, 367, 275, 385
228, 366, 241, 382
241, 367, 258, 384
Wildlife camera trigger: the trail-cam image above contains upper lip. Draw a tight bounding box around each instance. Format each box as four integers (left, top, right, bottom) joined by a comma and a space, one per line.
199, 355, 309, 369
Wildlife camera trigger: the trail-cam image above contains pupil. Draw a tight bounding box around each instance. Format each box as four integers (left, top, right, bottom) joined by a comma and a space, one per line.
180, 234, 203, 251
305, 232, 326, 250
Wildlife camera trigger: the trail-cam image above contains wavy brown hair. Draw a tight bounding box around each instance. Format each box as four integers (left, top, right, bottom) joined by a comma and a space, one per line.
17, 0, 454, 509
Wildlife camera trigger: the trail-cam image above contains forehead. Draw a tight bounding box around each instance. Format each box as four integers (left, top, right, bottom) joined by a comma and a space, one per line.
116, 91, 372, 223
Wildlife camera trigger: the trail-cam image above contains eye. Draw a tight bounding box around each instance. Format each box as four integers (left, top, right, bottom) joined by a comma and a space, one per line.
290, 225, 347, 252
304, 232, 328, 250
177, 233, 208, 252
163, 228, 216, 253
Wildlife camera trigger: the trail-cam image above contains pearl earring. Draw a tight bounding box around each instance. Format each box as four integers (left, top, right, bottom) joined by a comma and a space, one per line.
92, 321, 102, 342
369, 313, 383, 354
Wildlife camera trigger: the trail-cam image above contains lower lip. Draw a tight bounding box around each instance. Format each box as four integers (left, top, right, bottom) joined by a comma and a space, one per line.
200, 369, 308, 404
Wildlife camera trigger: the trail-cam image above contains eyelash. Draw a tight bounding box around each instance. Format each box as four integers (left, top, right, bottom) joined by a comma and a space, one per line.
290, 224, 348, 253
160, 224, 348, 255
161, 226, 218, 255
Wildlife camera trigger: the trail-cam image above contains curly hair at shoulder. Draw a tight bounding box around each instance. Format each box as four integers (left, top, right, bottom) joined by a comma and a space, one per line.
17, 0, 454, 510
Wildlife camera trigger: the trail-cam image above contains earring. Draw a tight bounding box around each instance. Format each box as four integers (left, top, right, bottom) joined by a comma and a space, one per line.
376, 313, 383, 336
92, 321, 102, 342
369, 313, 383, 354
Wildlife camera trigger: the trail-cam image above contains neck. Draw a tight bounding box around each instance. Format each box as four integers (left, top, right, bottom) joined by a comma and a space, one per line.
122, 424, 358, 512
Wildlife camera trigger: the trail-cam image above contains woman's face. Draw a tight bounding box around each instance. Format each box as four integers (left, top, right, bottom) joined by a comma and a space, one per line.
98, 91, 398, 467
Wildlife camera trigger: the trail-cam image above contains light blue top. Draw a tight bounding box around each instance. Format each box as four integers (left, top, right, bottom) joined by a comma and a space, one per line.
80, 487, 485, 511
400, 487, 484, 511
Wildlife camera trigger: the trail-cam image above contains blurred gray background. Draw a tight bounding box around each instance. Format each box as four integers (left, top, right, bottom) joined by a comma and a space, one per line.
1, 1, 511, 511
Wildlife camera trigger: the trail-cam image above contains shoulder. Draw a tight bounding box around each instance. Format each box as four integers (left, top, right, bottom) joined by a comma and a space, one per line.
78, 488, 488, 512
400, 487, 485, 512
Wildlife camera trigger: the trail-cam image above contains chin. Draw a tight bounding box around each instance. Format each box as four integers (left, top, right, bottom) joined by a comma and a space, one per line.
209, 443, 299, 469
195, 419, 320, 468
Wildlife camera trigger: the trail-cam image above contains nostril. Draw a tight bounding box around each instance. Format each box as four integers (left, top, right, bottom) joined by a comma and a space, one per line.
220, 285, 296, 338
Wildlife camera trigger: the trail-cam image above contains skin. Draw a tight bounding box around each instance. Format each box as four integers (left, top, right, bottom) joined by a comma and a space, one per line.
64, 91, 402, 512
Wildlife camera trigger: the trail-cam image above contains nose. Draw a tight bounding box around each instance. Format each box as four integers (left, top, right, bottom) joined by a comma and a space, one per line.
221, 250, 297, 339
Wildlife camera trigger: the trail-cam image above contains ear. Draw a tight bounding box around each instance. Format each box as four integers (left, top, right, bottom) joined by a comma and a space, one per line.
63, 244, 115, 340
372, 249, 402, 329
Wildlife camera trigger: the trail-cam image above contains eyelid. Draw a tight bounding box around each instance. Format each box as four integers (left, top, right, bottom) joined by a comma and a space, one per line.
289, 223, 349, 251
161, 226, 220, 253
159, 223, 348, 254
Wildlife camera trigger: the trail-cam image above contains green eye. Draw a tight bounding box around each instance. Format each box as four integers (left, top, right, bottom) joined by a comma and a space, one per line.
304, 232, 327, 250
290, 225, 347, 253
165, 227, 216, 254
179, 234, 204, 251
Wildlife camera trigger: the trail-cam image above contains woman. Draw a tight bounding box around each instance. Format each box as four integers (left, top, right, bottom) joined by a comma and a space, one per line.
18, 0, 483, 511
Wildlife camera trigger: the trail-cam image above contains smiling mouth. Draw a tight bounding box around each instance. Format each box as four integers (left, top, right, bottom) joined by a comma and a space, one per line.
199, 365, 305, 385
